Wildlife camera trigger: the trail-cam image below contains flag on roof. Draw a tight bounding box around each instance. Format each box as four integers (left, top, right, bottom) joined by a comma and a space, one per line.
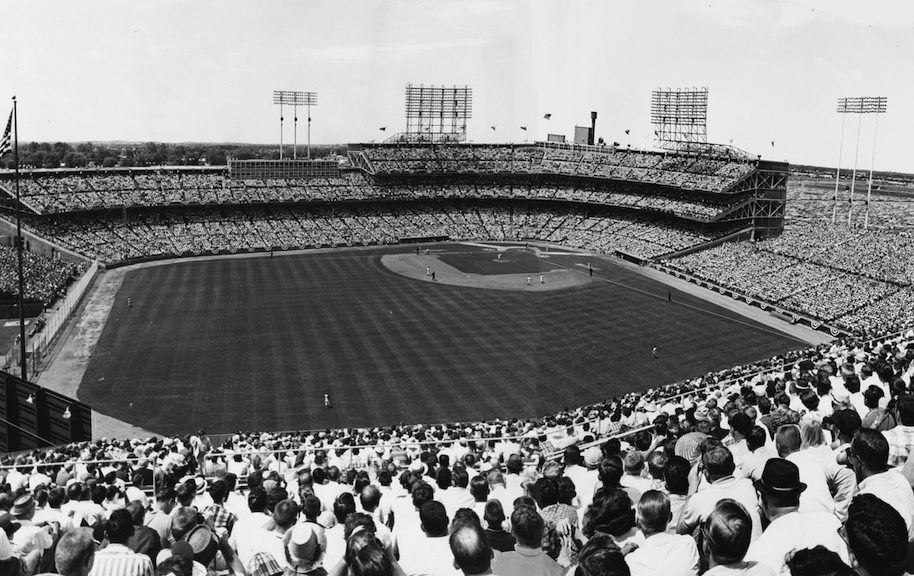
520, 126, 527, 131
543, 113, 552, 120
0, 109, 11, 159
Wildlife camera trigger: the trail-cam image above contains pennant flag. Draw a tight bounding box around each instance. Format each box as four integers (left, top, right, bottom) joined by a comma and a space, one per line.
543, 113, 552, 120
771, 140, 775, 147
520, 126, 527, 131
491, 126, 496, 131
0, 110, 11, 159
379, 127, 386, 131
624, 129, 630, 135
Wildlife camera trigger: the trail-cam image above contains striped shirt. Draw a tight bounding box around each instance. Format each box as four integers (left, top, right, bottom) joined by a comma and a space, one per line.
90, 543, 154, 576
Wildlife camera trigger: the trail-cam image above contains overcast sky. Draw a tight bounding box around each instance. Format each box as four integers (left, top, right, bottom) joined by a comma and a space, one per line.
2, 0, 912, 171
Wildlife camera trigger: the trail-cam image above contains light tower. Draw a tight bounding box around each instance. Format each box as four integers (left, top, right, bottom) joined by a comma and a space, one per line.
273, 90, 318, 159
835, 97, 887, 228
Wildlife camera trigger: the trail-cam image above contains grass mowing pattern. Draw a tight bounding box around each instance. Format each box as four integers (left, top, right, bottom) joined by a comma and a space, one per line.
79, 245, 808, 435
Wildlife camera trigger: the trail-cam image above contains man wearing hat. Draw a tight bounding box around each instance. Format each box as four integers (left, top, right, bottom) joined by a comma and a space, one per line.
744, 459, 848, 575
503, 454, 526, 504
9, 495, 53, 564
284, 523, 327, 576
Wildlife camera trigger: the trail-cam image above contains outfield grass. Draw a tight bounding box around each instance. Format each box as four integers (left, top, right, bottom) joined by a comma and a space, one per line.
79, 244, 809, 436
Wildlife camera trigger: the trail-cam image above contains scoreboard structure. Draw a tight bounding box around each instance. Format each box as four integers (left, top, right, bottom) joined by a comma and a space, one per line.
651, 87, 709, 152
393, 84, 473, 144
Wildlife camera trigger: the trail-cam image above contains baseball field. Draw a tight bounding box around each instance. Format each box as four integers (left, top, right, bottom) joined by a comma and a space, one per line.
77, 243, 809, 436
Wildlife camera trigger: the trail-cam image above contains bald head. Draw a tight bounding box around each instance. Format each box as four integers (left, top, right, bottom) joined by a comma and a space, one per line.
449, 522, 493, 575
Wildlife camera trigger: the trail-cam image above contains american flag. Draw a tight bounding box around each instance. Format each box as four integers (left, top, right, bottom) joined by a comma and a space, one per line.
0, 110, 11, 159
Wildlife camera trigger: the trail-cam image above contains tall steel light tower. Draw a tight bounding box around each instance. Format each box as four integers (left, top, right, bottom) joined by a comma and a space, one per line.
835, 96, 887, 228
273, 90, 318, 159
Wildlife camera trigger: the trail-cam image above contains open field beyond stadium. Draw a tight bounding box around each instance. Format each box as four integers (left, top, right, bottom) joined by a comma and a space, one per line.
77, 243, 810, 436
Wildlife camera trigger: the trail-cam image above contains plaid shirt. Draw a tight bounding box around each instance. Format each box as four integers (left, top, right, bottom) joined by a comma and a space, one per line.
883, 424, 914, 468
202, 503, 237, 539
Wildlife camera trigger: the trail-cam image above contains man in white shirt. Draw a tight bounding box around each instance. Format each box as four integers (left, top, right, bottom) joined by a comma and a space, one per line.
437, 469, 474, 520
744, 459, 848, 575
626, 491, 699, 576
677, 446, 763, 542
847, 428, 914, 541
9, 495, 53, 562
777, 424, 855, 519
397, 501, 461, 576
739, 426, 778, 483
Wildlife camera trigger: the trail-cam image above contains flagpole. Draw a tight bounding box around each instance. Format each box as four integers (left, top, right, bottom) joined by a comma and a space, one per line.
12, 97, 26, 381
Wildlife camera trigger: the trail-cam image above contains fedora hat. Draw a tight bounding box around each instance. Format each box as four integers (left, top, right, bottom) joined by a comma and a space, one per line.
753, 459, 807, 495
505, 453, 524, 473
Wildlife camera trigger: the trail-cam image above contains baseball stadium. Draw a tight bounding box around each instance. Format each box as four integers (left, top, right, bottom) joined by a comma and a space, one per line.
0, 86, 912, 575
0, 92, 911, 442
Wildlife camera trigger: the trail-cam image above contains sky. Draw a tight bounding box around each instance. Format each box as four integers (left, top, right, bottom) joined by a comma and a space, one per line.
1, 0, 913, 172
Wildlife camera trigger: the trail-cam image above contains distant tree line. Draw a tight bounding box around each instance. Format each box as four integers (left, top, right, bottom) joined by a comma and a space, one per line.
0, 142, 348, 170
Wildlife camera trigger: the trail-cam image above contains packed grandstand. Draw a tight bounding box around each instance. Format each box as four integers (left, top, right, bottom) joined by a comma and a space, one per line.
0, 142, 911, 576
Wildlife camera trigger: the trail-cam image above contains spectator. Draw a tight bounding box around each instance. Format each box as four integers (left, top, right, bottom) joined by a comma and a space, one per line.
883, 394, 914, 468
677, 446, 762, 542
482, 500, 514, 553
285, 523, 326, 576
91, 509, 154, 576
397, 501, 458, 576
449, 522, 494, 576
844, 493, 909, 576
701, 499, 774, 576
847, 428, 914, 541
785, 546, 855, 576
625, 491, 698, 576
745, 459, 848, 574
572, 533, 630, 576
492, 505, 563, 576
53, 528, 96, 576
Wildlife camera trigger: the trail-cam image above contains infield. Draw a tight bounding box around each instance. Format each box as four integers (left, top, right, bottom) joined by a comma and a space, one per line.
76, 243, 811, 436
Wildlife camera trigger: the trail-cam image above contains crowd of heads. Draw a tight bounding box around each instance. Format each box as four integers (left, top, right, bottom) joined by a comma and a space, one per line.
0, 328, 909, 575
670, 222, 914, 337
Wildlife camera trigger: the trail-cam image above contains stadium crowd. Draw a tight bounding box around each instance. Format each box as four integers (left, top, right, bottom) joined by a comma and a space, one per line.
7, 169, 743, 223
363, 145, 755, 193
20, 202, 725, 265
788, 182, 914, 230
0, 329, 912, 575
0, 247, 86, 305
667, 223, 914, 337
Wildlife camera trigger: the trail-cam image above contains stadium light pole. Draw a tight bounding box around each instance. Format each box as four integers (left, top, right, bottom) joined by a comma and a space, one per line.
863, 97, 887, 229
836, 96, 887, 228
833, 108, 847, 225
848, 112, 863, 226
274, 91, 317, 160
